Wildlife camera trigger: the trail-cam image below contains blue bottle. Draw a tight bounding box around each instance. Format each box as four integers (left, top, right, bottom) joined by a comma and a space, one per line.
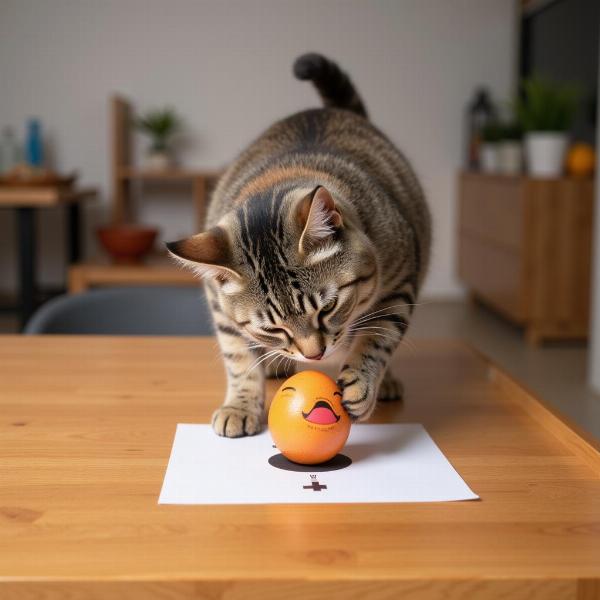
25, 118, 43, 168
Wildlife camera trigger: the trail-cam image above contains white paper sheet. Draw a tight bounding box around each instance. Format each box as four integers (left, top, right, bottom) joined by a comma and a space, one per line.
158, 424, 478, 505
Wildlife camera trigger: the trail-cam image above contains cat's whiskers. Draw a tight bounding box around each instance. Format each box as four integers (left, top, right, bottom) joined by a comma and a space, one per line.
272, 355, 281, 379
264, 353, 281, 377
275, 354, 287, 379
286, 356, 295, 373
245, 354, 276, 376
398, 337, 418, 356
250, 349, 280, 370
353, 302, 416, 322
349, 328, 396, 337
349, 324, 404, 337
245, 349, 280, 375
352, 302, 425, 326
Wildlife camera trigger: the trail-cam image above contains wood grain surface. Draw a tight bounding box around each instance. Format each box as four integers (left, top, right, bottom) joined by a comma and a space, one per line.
1, 337, 599, 599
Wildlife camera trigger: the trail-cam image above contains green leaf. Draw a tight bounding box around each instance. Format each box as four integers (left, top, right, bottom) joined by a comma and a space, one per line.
515, 77, 579, 132
133, 107, 182, 147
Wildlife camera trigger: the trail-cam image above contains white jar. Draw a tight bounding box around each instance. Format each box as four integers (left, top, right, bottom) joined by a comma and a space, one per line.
480, 143, 499, 173
524, 132, 568, 178
498, 141, 523, 176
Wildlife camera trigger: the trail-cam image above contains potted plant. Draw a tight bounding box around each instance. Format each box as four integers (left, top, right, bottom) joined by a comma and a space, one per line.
134, 107, 181, 171
480, 121, 502, 173
498, 121, 523, 176
516, 78, 578, 178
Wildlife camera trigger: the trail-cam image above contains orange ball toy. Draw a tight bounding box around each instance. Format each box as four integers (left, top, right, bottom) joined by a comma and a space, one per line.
268, 370, 351, 465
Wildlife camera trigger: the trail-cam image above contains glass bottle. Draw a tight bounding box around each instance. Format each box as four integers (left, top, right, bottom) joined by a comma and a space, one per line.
0, 127, 21, 174
25, 118, 44, 168
466, 89, 495, 170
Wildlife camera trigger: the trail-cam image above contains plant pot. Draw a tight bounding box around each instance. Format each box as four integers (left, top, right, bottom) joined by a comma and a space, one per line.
524, 132, 568, 178
498, 141, 523, 176
480, 143, 499, 173
143, 151, 171, 171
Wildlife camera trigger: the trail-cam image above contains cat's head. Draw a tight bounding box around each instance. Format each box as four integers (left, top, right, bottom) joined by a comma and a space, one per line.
167, 186, 378, 362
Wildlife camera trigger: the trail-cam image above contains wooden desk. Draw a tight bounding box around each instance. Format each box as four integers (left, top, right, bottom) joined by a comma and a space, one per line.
0, 186, 96, 326
1, 337, 599, 599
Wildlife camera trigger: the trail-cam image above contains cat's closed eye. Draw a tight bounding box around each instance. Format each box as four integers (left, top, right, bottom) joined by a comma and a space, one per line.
251, 331, 287, 346
263, 327, 292, 341
320, 298, 337, 313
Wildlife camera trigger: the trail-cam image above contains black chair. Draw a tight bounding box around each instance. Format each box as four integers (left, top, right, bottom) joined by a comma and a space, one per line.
24, 286, 213, 335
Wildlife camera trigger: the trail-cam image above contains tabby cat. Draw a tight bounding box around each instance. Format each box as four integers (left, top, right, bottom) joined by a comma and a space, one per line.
167, 53, 431, 438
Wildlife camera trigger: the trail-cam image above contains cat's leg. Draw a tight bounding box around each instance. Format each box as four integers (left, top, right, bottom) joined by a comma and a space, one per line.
377, 369, 404, 403
338, 302, 411, 420
207, 290, 265, 437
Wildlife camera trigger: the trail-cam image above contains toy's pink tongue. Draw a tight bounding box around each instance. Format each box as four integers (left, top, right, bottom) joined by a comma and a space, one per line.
306, 406, 338, 424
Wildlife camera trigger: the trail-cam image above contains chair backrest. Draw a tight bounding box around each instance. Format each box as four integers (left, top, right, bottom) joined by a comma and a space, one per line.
24, 286, 213, 336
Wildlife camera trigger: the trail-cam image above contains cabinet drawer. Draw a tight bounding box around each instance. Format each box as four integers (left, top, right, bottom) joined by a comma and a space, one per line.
458, 232, 526, 322
459, 173, 524, 250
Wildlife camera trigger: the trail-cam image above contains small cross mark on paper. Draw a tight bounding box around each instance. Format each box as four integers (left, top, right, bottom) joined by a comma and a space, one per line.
303, 480, 327, 491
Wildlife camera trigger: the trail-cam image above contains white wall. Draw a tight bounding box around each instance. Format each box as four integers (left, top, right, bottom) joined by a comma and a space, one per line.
0, 0, 517, 298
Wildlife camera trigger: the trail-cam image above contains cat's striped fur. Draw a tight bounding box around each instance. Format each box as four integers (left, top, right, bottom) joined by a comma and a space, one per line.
167, 53, 431, 437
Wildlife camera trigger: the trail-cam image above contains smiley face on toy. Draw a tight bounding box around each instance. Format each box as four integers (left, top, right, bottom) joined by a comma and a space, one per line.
268, 370, 351, 465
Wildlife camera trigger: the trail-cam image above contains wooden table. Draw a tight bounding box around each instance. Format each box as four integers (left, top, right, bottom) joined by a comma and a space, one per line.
1, 337, 599, 599
0, 186, 96, 326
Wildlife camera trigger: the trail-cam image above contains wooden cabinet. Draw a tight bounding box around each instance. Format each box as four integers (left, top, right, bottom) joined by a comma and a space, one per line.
458, 172, 595, 344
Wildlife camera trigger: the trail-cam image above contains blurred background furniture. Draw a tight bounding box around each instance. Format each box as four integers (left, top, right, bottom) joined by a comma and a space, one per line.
68, 96, 221, 293
110, 95, 220, 228
458, 172, 594, 344
68, 256, 196, 293
0, 184, 96, 327
24, 286, 212, 335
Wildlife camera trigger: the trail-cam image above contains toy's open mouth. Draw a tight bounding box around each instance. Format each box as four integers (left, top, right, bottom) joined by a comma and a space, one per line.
302, 400, 340, 425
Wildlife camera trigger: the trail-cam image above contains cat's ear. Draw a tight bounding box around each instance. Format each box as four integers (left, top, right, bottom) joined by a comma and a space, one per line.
166, 227, 243, 291
297, 186, 343, 255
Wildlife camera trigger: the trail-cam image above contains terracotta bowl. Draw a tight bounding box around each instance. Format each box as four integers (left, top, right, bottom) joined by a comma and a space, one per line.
96, 225, 159, 264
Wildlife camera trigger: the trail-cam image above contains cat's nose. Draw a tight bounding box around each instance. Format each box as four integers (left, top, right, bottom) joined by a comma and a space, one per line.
297, 336, 326, 361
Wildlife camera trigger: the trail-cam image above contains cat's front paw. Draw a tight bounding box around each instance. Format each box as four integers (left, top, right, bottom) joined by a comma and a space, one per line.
212, 406, 263, 438
337, 367, 377, 421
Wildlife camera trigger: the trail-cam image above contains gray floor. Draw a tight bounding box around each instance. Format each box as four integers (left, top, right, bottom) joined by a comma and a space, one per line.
2, 300, 599, 441
408, 300, 600, 441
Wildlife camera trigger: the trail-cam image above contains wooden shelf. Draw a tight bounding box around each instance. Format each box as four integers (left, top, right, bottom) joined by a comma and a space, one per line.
0, 186, 96, 207
68, 254, 197, 293
65, 96, 225, 295
117, 166, 222, 181
73, 95, 227, 296
110, 95, 220, 230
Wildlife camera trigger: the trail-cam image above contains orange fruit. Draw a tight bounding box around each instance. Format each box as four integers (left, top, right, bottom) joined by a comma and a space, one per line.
566, 143, 596, 177
268, 371, 351, 465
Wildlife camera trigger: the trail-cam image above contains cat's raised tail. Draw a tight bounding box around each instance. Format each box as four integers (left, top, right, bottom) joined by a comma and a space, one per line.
293, 53, 368, 118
